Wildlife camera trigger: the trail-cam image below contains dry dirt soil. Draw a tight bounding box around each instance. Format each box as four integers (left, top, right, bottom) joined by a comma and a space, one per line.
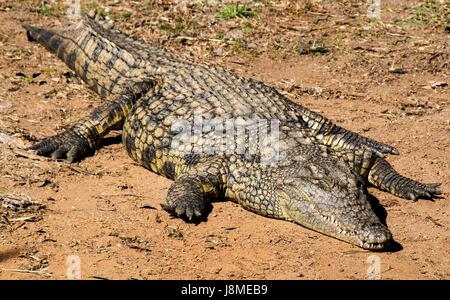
0, 0, 448, 280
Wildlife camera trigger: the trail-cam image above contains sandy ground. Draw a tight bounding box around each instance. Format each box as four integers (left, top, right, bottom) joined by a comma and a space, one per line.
0, 0, 448, 280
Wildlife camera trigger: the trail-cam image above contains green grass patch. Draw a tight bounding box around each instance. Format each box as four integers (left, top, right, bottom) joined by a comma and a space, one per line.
120, 12, 131, 19
158, 19, 189, 33
241, 21, 253, 34
394, 18, 428, 25
158, 22, 173, 31
40, 4, 56, 16
175, 19, 185, 32
310, 46, 329, 54
216, 5, 256, 20
397, 1, 448, 27
85, 2, 98, 8
389, 67, 406, 74
297, 43, 329, 55
96, 7, 106, 18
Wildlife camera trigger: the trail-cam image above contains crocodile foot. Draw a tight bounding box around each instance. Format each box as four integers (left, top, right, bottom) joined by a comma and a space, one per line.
399, 182, 441, 201
161, 177, 208, 221
368, 157, 442, 201
27, 129, 91, 162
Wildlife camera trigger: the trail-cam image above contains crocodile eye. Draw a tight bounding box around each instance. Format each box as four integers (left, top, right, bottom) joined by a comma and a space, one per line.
298, 167, 312, 178
284, 178, 296, 186
304, 162, 325, 180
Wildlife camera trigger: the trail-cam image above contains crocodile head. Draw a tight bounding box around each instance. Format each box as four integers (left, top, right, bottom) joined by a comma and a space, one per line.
277, 155, 392, 251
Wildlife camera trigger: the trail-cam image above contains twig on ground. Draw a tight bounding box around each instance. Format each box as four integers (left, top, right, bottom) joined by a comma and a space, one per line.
0, 267, 52, 277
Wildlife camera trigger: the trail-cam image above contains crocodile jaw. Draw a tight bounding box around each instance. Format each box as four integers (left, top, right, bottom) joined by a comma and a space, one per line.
278, 181, 393, 251
315, 211, 392, 250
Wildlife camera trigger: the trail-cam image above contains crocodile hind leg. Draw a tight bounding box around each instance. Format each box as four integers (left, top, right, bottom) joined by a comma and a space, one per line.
298, 108, 441, 199
161, 157, 227, 220
335, 148, 441, 200
28, 80, 158, 162
297, 106, 399, 157
367, 157, 441, 200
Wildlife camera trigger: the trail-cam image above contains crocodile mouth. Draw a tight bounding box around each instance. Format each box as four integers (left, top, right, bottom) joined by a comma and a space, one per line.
319, 214, 392, 251
278, 180, 393, 250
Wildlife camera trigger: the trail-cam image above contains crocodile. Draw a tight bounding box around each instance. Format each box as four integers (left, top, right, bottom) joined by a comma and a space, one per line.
22, 13, 441, 250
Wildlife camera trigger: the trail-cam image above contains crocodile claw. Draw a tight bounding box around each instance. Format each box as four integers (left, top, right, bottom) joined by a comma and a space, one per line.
27, 130, 90, 163
161, 201, 203, 221
404, 182, 441, 201
161, 177, 208, 221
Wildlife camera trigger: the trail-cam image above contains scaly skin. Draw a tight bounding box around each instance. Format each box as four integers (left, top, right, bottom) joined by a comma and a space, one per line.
23, 14, 441, 250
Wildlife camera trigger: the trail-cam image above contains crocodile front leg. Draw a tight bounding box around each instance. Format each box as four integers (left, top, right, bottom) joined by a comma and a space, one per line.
368, 157, 441, 200
161, 157, 227, 220
297, 106, 398, 157
336, 148, 441, 200
297, 108, 442, 200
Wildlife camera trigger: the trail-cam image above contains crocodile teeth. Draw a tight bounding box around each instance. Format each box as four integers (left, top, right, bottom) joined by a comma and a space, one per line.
321, 214, 357, 238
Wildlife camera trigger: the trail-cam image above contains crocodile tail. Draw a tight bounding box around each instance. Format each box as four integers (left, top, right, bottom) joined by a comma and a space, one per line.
22, 12, 100, 58
22, 19, 89, 78
23, 24, 64, 54
22, 15, 135, 99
